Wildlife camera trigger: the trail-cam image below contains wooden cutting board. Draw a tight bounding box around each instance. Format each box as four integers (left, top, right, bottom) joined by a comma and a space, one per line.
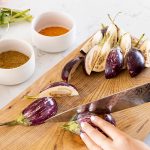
0, 37, 150, 150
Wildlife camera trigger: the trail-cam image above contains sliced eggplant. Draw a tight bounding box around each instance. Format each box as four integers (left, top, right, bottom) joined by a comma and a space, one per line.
80, 38, 93, 55
61, 56, 84, 82
84, 45, 100, 75
91, 31, 103, 46
131, 36, 144, 48
140, 39, 150, 67
26, 82, 79, 99
105, 46, 124, 79
92, 23, 118, 72
39, 82, 79, 97
93, 37, 111, 72
126, 48, 145, 77
105, 23, 118, 47
80, 27, 107, 54
120, 32, 131, 56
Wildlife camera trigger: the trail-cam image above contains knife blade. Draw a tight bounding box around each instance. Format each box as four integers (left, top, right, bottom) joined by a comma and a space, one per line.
50, 83, 150, 122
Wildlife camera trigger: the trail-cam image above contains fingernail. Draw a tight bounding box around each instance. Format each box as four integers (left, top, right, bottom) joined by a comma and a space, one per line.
81, 122, 86, 128
91, 116, 96, 121
80, 133, 84, 139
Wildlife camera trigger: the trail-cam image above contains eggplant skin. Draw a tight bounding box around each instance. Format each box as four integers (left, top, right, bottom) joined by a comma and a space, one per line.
63, 112, 116, 135
22, 97, 57, 125
104, 114, 116, 126
126, 48, 145, 77
42, 81, 77, 92
61, 57, 84, 82
105, 47, 124, 79
77, 112, 116, 126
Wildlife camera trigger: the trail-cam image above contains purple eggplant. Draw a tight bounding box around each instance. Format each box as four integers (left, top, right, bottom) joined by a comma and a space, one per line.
0, 97, 57, 126
105, 46, 124, 79
126, 48, 145, 77
104, 114, 116, 126
63, 112, 116, 135
25, 81, 79, 99
61, 56, 84, 82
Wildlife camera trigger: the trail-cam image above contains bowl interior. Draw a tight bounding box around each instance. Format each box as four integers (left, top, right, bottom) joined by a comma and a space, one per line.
0, 39, 32, 58
34, 12, 74, 33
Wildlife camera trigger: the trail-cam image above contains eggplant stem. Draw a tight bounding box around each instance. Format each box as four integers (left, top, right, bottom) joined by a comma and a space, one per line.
113, 12, 122, 22
0, 115, 29, 126
107, 14, 114, 24
135, 33, 145, 47
0, 120, 19, 126
108, 12, 122, 24
63, 121, 80, 135
101, 23, 105, 29
24, 95, 39, 99
117, 32, 128, 46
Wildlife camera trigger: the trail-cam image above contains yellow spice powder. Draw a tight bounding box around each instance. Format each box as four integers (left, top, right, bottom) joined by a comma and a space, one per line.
0, 51, 29, 69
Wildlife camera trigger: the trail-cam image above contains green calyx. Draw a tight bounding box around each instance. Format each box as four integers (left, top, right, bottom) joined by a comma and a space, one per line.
135, 33, 145, 48
63, 121, 80, 135
0, 114, 30, 126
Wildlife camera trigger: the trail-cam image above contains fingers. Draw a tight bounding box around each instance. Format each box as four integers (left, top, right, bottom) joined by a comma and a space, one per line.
81, 122, 112, 149
91, 116, 122, 139
80, 133, 102, 150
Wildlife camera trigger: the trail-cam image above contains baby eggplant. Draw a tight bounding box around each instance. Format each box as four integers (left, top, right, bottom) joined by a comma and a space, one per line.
84, 45, 100, 75
80, 26, 107, 54
119, 32, 131, 56
105, 46, 124, 79
0, 97, 58, 126
26, 82, 79, 99
39, 82, 79, 97
140, 39, 150, 67
80, 31, 103, 55
126, 48, 145, 77
63, 112, 116, 135
93, 37, 112, 72
105, 23, 118, 47
61, 56, 84, 82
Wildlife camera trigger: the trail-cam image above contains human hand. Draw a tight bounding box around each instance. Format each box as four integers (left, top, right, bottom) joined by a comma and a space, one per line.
80, 116, 150, 150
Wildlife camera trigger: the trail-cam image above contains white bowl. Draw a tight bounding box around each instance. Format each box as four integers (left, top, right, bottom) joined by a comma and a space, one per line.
0, 38, 35, 85
31, 11, 76, 52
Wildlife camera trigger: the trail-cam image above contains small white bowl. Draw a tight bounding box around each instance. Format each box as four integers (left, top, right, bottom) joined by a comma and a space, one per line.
0, 38, 35, 85
31, 11, 76, 52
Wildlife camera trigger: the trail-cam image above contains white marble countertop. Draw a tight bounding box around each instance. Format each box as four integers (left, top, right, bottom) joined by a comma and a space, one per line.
0, 0, 150, 109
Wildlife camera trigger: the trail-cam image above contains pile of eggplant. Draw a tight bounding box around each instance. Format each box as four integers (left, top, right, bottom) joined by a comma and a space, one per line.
61, 15, 150, 81
1, 14, 149, 128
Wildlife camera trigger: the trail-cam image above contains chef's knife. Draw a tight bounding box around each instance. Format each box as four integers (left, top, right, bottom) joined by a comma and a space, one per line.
50, 83, 150, 122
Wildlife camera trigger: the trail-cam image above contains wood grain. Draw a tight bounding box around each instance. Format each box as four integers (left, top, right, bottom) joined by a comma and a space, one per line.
0, 37, 150, 150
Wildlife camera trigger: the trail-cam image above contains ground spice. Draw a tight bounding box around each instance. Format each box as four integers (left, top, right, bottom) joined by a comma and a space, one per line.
39, 26, 69, 36
0, 51, 29, 69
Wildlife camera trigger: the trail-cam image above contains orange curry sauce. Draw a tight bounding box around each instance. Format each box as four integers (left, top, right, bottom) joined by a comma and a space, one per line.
39, 26, 69, 36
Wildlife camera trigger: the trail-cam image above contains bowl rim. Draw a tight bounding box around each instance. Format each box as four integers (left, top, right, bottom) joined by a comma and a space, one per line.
31, 10, 76, 38
0, 38, 35, 71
